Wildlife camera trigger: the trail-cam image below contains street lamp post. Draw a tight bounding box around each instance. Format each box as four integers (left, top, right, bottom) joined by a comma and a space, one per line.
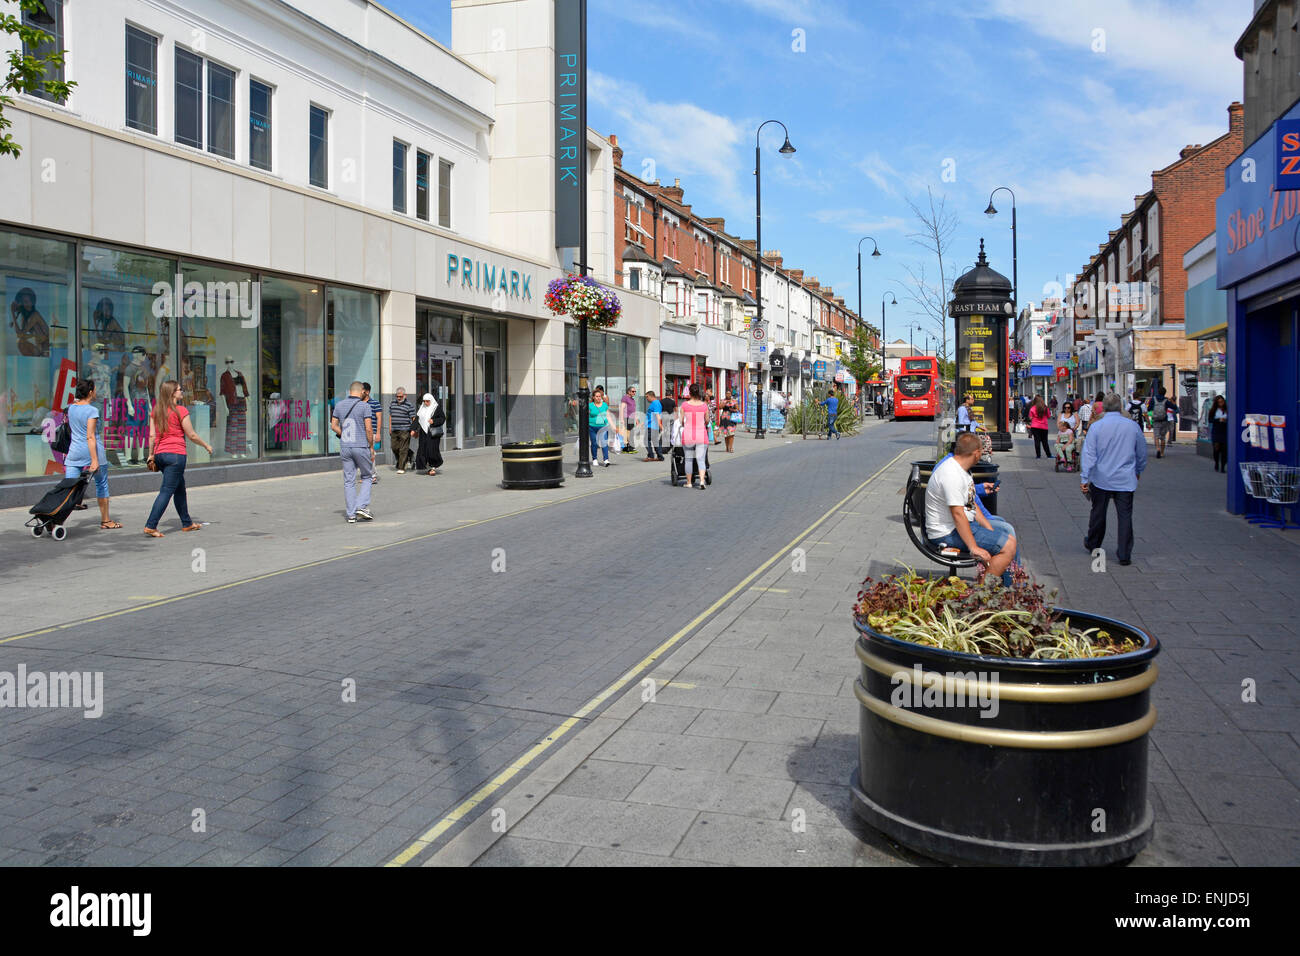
880, 291, 896, 383
856, 235, 881, 368
753, 119, 795, 440
984, 187, 1018, 312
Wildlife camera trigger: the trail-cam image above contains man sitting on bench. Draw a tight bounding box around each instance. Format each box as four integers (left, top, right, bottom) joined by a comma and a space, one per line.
925, 433, 1018, 587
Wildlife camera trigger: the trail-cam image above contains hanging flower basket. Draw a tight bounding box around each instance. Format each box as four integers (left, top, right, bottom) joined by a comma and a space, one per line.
1009, 349, 1028, 367
544, 274, 622, 330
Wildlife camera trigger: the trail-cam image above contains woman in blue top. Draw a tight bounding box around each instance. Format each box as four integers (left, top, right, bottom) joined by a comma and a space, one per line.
64, 380, 122, 529
589, 386, 611, 467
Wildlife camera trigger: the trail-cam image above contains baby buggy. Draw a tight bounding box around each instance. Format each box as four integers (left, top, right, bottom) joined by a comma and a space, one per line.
668, 419, 711, 487
25, 473, 89, 541
1054, 430, 1080, 473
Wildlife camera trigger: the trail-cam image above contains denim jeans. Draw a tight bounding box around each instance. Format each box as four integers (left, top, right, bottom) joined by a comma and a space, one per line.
146, 453, 191, 529
65, 461, 110, 499
589, 424, 609, 462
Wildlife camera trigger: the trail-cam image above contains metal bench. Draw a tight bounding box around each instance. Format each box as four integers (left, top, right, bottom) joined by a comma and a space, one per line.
903, 464, 980, 577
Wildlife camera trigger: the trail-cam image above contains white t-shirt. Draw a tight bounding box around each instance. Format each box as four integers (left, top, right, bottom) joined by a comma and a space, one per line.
925, 456, 975, 537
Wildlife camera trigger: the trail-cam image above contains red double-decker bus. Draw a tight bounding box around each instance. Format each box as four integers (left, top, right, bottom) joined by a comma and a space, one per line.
893, 357, 939, 419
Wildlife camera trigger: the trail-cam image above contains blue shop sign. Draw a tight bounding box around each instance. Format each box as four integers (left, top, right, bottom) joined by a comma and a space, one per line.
1217, 100, 1300, 287
1277, 119, 1300, 191
813, 360, 828, 380
1030, 363, 1054, 377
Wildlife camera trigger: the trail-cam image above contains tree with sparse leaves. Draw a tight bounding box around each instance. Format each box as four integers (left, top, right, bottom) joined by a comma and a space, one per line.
1, 0, 75, 159
901, 187, 959, 370
843, 322, 882, 387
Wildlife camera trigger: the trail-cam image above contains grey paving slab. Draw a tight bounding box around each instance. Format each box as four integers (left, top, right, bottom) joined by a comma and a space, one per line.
474, 835, 582, 867
625, 766, 795, 818
507, 793, 696, 856
551, 759, 654, 802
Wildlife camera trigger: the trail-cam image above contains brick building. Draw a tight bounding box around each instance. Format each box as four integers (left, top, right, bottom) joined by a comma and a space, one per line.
1068, 102, 1244, 421
609, 134, 872, 404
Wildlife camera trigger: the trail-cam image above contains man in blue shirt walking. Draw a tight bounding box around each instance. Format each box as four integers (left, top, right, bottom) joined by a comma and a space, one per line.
1081, 392, 1147, 565
821, 387, 841, 440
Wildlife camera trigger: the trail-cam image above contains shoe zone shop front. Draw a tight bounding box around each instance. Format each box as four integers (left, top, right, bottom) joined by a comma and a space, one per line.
1216, 102, 1300, 514
0, 225, 379, 490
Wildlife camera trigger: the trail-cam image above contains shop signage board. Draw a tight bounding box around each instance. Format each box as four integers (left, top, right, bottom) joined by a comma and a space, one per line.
1217, 99, 1300, 286
554, 0, 585, 250
1277, 119, 1300, 191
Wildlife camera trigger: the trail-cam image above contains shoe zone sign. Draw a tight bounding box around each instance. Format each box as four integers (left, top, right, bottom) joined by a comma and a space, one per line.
1217, 103, 1300, 287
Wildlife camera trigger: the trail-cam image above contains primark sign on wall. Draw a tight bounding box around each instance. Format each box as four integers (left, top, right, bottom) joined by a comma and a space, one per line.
1218, 101, 1300, 287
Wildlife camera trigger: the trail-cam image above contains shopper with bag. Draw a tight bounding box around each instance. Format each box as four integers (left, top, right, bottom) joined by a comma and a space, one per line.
720, 392, 739, 453
1146, 387, 1177, 458
415, 393, 445, 476
143, 380, 213, 537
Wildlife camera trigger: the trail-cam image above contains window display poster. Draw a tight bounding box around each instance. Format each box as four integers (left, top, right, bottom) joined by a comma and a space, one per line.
5, 276, 70, 428
957, 313, 1006, 434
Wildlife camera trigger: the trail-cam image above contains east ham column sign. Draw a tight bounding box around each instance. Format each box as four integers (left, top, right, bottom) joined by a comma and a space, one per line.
950, 239, 1014, 451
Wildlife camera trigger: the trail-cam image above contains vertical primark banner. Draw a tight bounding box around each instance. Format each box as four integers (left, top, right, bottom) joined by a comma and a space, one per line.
555, 0, 586, 262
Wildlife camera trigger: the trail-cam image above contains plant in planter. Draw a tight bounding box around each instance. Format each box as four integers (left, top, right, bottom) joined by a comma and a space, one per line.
500, 428, 564, 489
849, 567, 1159, 866
544, 274, 622, 329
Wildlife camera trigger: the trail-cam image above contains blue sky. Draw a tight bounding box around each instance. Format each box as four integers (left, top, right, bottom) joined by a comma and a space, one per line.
384, 0, 1248, 352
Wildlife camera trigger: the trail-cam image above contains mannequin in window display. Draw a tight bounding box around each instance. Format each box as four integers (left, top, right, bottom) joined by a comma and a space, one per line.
86, 342, 122, 465
220, 356, 250, 458
118, 345, 153, 464
267, 391, 284, 451
9, 287, 49, 357
91, 297, 126, 353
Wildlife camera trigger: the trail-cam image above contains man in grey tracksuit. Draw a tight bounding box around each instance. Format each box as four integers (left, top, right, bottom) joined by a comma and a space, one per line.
331, 380, 376, 523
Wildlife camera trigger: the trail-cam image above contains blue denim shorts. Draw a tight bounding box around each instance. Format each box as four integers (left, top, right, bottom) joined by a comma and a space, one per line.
930, 519, 1013, 555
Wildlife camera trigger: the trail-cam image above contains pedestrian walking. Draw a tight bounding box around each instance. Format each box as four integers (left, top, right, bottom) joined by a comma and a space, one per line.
680, 383, 710, 488
63, 380, 122, 530
720, 392, 739, 452
415, 393, 445, 475
707, 388, 721, 445
657, 392, 677, 459
143, 380, 213, 537
620, 386, 637, 455
387, 387, 416, 473
642, 389, 664, 461
925, 432, 1018, 587
1146, 386, 1177, 458
1209, 395, 1229, 472
1078, 394, 1093, 434
1028, 396, 1051, 459
1049, 395, 1058, 415
363, 382, 382, 483
1092, 391, 1105, 422
821, 387, 841, 440
331, 381, 375, 522
1081, 393, 1147, 566
589, 386, 611, 467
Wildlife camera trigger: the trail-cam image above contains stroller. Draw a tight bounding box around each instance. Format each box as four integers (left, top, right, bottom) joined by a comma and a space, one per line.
668, 419, 712, 487
26, 473, 89, 541
1054, 429, 1080, 473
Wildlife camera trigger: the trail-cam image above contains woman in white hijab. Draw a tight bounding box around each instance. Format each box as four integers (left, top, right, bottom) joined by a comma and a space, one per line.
415, 392, 445, 475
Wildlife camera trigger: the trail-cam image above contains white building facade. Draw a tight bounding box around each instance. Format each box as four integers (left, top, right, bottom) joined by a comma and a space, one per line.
0, 0, 663, 497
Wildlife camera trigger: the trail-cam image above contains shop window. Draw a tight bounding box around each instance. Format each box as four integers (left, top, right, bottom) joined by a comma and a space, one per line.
207, 61, 235, 159
125, 25, 158, 134
174, 49, 203, 149
629, 268, 640, 291
23, 0, 66, 103
0, 229, 75, 482
249, 79, 273, 171
174, 262, 259, 463
80, 244, 175, 473
326, 286, 379, 454
309, 105, 329, 189
260, 276, 324, 457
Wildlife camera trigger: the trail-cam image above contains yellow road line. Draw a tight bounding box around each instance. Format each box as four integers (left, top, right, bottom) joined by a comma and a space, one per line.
385, 446, 912, 866
0, 473, 670, 647
749, 587, 790, 593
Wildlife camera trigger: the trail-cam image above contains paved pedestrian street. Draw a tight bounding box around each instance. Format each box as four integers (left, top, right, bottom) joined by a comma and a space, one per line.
2, 419, 1296, 866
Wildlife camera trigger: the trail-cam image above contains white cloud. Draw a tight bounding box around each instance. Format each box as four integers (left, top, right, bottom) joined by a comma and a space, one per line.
589, 71, 748, 210
977, 0, 1247, 97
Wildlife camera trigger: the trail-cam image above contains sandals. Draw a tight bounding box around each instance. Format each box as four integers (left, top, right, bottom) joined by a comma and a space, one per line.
181, 524, 202, 532
100, 520, 123, 529
143, 528, 164, 538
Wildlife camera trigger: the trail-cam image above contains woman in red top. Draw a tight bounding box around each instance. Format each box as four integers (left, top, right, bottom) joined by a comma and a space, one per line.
144, 380, 213, 537
680, 383, 710, 490
1028, 396, 1051, 459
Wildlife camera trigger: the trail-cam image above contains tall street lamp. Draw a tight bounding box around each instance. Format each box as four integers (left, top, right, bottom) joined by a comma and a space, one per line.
881, 291, 896, 381
856, 236, 881, 371
753, 119, 795, 439
984, 187, 1018, 313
